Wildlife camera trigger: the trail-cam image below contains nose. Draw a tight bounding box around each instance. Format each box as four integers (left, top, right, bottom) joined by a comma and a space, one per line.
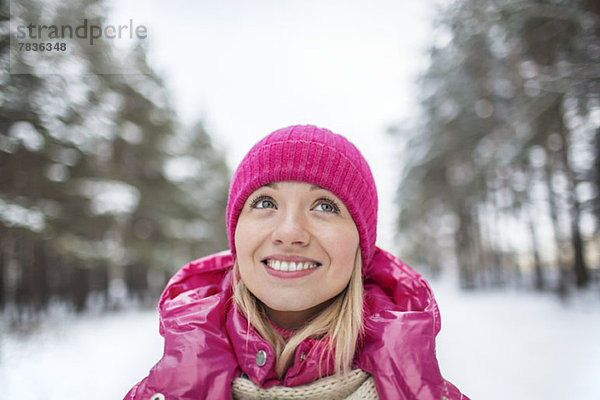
270, 209, 310, 247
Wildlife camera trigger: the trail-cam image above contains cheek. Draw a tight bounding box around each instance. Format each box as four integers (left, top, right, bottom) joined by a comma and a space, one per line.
325, 224, 360, 272
234, 216, 270, 286
234, 218, 256, 260
235, 222, 258, 287
234, 224, 253, 275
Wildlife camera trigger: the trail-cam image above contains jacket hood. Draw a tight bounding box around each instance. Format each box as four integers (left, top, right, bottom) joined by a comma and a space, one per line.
125, 248, 468, 400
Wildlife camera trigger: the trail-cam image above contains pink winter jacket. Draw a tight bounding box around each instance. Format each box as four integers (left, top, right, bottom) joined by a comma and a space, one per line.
125, 247, 469, 400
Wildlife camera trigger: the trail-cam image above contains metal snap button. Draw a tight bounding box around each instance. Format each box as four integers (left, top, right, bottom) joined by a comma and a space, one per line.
256, 350, 267, 366
150, 394, 165, 400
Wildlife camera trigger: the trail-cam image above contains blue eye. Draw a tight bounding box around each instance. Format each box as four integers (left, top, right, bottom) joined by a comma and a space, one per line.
256, 200, 275, 209
313, 199, 339, 213
250, 196, 276, 209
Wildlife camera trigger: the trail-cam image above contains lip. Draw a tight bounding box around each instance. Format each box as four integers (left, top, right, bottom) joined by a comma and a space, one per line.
261, 254, 322, 279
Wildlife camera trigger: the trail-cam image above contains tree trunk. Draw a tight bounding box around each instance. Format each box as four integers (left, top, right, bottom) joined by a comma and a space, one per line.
0, 232, 5, 310
527, 206, 545, 290
543, 156, 570, 297
557, 109, 590, 288
455, 206, 477, 289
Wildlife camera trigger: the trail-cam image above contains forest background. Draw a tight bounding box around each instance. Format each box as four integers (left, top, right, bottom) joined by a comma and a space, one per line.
1, 0, 599, 398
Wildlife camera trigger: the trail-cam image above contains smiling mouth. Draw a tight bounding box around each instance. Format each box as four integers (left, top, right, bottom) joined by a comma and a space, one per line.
262, 259, 321, 272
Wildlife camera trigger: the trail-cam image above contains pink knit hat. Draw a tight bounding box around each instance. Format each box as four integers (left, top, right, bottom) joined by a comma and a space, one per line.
226, 125, 378, 268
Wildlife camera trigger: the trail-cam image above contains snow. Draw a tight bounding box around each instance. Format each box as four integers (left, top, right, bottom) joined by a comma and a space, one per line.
1, 279, 599, 399
1, 309, 163, 399
0, 198, 46, 232
432, 279, 600, 400
8, 121, 45, 152
77, 179, 141, 216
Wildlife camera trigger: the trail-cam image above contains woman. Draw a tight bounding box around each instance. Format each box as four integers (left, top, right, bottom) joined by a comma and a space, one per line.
125, 125, 469, 400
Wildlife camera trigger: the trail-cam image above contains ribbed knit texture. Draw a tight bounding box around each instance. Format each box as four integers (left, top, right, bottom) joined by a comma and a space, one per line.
226, 125, 378, 269
231, 369, 378, 400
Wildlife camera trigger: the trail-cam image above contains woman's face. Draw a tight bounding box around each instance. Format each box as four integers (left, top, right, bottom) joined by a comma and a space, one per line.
235, 181, 359, 329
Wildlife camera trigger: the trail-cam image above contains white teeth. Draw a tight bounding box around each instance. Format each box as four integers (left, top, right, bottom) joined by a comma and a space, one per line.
266, 260, 318, 271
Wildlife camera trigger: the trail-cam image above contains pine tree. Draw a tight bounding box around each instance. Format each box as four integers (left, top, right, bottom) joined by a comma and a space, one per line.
392, 0, 599, 292
1, 0, 229, 322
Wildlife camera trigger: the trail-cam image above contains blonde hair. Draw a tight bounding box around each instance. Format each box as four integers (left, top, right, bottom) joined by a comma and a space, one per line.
232, 249, 364, 378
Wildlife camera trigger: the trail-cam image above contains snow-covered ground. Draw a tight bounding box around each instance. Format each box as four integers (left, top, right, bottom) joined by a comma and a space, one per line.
0, 308, 163, 399
1, 279, 599, 399
432, 278, 600, 400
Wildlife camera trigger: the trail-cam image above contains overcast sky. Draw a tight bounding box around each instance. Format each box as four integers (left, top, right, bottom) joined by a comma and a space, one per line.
108, 0, 435, 251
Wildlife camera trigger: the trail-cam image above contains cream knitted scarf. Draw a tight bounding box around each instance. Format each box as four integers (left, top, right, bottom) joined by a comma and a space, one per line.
232, 369, 378, 400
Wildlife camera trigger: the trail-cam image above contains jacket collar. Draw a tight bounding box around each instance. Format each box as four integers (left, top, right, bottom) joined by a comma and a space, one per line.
226, 302, 335, 388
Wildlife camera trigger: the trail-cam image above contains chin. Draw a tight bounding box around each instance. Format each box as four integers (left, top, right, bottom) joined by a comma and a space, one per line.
266, 301, 312, 312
